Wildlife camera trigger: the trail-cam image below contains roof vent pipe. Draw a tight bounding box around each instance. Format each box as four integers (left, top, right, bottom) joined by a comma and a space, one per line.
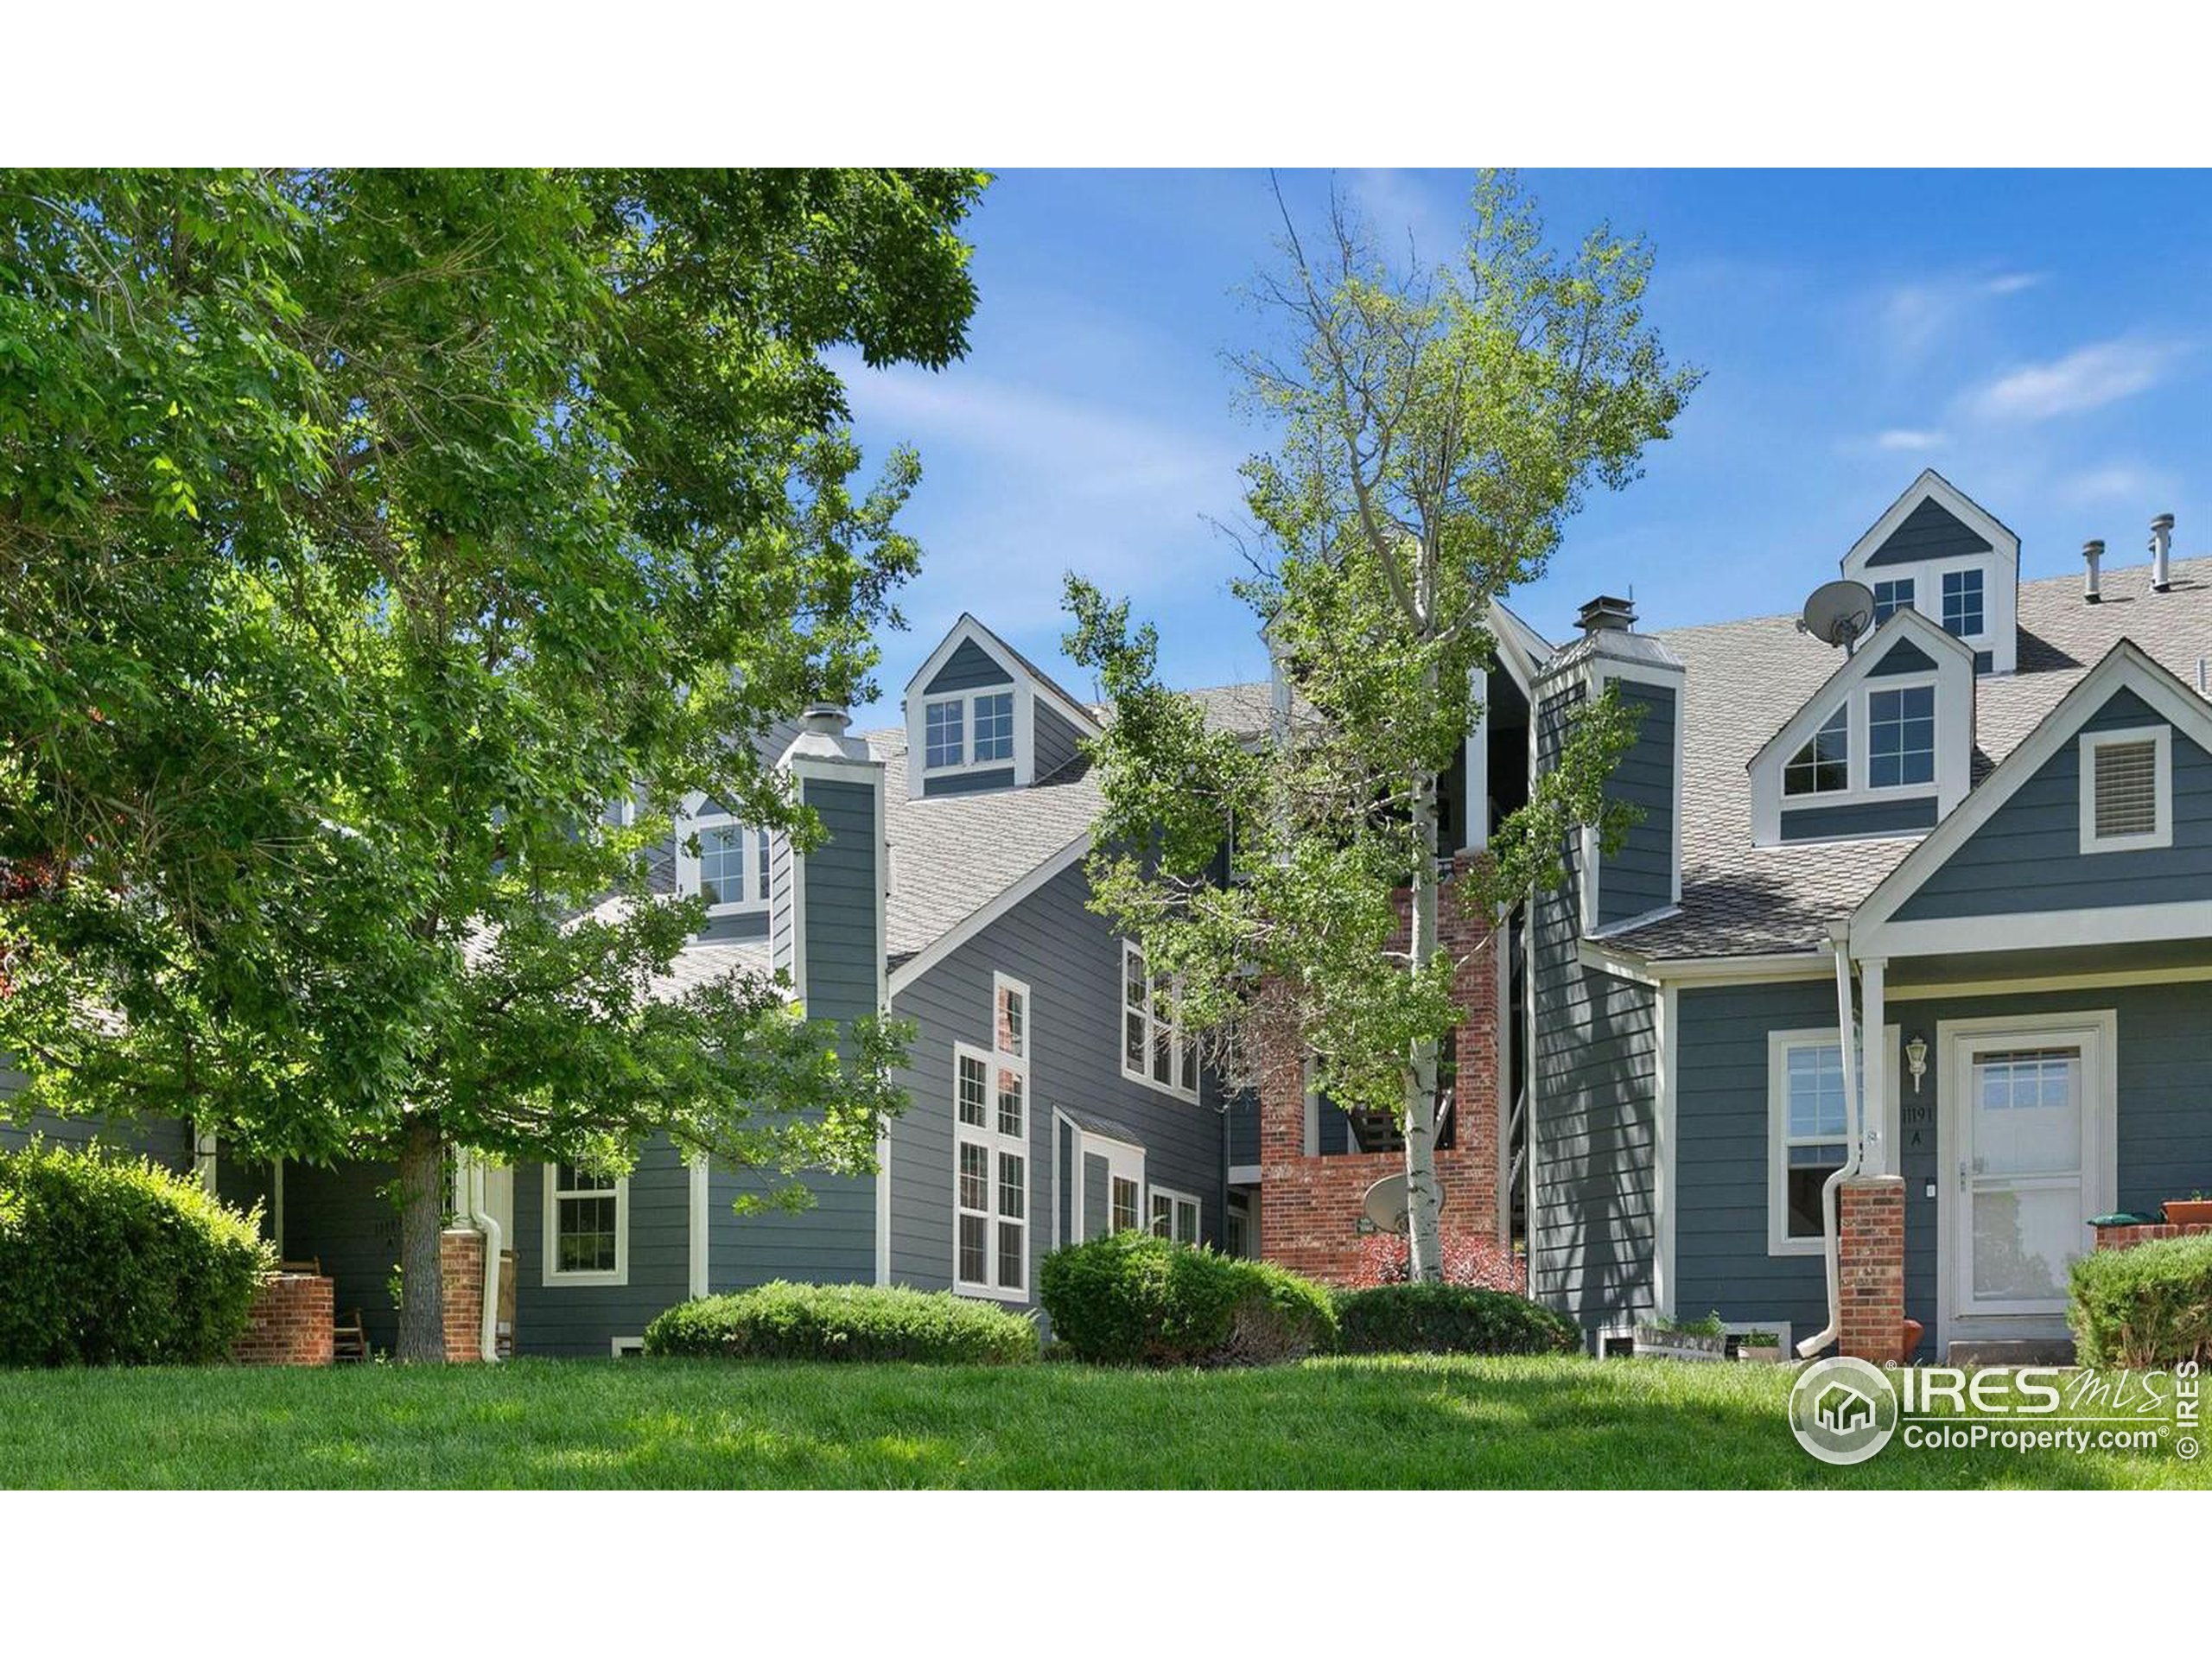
2151, 513, 2174, 593
799, 702, 852, 735
2082, 539, 2104, 604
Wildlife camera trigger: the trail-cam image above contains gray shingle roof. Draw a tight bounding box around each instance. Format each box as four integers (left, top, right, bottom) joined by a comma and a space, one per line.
873, 728, 1104, 968
1611, 555, 2212, 962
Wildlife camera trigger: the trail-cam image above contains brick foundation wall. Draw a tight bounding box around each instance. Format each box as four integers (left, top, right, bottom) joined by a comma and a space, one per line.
232, 1273, 334, 1367
1838, 1176, 1907, 1363
2094, 1221, 2212, 1252
441, 1227, 486, 1363
1257, 852, 1503, 1286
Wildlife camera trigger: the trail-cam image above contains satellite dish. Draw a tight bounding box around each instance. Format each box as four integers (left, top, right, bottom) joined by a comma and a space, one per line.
1798, 579, 1877, 654
1361, 1173, 1446, 1236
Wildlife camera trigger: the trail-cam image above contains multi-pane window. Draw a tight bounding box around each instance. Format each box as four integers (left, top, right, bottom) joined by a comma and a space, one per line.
1110, 1175, 1140, 1235
546, 1162, 626, 1283
682, 803, 769, 914
974, 691, 1015, 763
1867, 685, 1936, 788
1781, 1043, 1848, 1242
1148, 1188, 1201, 1246
1122, 942, 1198, 1101
1872, 578, 1915, 625
1941, 569, 1985, 638
924, 698, 964, 770
1783, 707, 1850, 797
956, 973, 1032, 1298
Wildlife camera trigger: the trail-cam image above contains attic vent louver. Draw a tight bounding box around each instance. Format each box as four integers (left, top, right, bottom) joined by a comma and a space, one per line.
2093, 740, 2159, 840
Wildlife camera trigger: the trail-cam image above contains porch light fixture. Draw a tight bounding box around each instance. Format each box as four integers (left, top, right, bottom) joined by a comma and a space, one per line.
1906, 1033, 1929, 1094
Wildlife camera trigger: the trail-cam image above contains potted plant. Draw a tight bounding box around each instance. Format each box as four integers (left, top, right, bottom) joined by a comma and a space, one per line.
2163, 1191, 2212, 1227
1632, 1310, 1730, 1362
1734, 1328, 1784, 1363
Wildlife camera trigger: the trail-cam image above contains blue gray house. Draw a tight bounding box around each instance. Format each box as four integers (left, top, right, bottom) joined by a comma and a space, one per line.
1531, 471, 2212, 1360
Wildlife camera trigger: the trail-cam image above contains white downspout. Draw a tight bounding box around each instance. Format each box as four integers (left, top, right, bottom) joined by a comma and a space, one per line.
461, 1153, 503, 1363
1796, 932, 1866, 1359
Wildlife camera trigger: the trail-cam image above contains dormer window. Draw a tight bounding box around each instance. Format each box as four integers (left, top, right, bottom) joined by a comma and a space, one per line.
1783, 706, 1849, 796
677, 802, 770, 915
1941, 569, 1985, 639
1872, 578, 1914, 624
922, 690, 1015, 774
1867, 686, 1935, 788
903, 614, 1104, 800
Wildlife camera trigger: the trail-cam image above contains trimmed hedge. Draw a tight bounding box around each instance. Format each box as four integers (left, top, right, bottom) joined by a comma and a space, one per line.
0, 1141, 274, 1367
2069, 1234, 2212, 1368
1334, 1282, 1582, 1357
1039, 1232, 1337, 1366
644, 1281, 1039, 1364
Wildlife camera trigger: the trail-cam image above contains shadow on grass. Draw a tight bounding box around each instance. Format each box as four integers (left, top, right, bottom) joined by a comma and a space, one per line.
0, 1356, 2193, 1490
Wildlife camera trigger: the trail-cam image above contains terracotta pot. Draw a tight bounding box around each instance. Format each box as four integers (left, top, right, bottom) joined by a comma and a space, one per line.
1899, 1318, 1924, 1362
2163, 1199, 2212, 1227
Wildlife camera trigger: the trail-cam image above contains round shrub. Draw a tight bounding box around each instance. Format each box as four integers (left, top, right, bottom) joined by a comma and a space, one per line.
1334, 1282, 1581, 1357
0, 1141, 275, 1367
1039, 1232, 1337, 1366
643, 1281, 1039, 1364
2069, 1233, 2212, 1368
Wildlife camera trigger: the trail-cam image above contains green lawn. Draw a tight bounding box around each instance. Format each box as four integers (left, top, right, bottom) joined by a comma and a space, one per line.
0, 1355, 2200, 1489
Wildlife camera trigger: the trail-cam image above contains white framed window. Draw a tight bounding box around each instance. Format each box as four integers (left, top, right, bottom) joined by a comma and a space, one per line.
1072, 1129, 1146, 1243
1147, 1185, 1201, 1245
1941, 568, 1985, 639
543, 1161, 628, 1286
1783, 706, 1849, 798
2079, 726, 2171, 854
954, 1007, 1030, 1301
1121, 941, 1199, 1102
1867, 685, 1936, 789
1766, 1026, 1898, 1257
1872, 578, 1915, 624
921, 690, 1018, 775
1110, 1173, 1141, 1233
676, 801, 770, 916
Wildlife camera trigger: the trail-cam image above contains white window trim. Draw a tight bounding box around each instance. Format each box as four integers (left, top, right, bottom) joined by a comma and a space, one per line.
543, 1162, 630, 1287
2078, 724, 2172, 855
1120, 939, 1199, 1103
1782, 673, 1943, 810
1147, 1184, 1202, 1246
953, 1027, 1031, 1303
673, 799, 770, 918
1071, 1128, 1147, 1243
993, 971, 1030, 1064
1766, 1024, 1900, 1258
920, 687, 1022, 779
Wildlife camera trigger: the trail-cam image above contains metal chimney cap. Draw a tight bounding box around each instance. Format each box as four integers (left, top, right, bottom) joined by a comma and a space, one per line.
2082, 539, 2105, 557
2152, 512, 2177, 533
799, 702, 852, 734
1576, 594, 1638, 634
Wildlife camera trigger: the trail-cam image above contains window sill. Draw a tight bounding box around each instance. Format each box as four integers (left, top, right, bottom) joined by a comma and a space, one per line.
1121, 1065, 1199, 1104
543, 1270, 629, 1288
954, 1281, 1030, 1304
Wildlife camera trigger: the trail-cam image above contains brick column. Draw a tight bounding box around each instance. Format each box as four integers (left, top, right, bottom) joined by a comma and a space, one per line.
440, 1227, 486, 1363
232, 1273, 335, 1366
1839, 1175, 1907, 1363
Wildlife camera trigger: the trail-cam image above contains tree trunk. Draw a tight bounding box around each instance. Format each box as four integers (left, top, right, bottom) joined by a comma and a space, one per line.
395, 1114, 447, 1363
1403, 767, 1446, 1283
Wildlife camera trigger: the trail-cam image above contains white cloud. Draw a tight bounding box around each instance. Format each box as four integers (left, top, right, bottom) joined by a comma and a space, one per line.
1877, 270, 2043, 360
2056, 462, 2176, 508
1874, 429, 1948, 452
1964, 337, 2187, 423
1981, 271, 2044, 296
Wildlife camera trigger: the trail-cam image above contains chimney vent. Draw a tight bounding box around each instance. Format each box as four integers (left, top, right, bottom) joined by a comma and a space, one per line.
799, 702, 851, 735
1576, 594, 1638, 635
2150, 513, 2174, 593
2082, 539, 2104, 604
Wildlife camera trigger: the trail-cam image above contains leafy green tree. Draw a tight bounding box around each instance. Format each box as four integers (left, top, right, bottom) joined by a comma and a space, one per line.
1065, 174, 1697, 1280
0, 168, 983, 1357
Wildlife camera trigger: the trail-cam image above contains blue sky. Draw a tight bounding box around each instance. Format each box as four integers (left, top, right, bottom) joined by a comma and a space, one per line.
835, 169, 2212, 725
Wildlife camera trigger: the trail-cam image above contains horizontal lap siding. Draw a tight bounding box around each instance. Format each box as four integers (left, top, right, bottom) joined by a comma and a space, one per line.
1598, 679, 1675, 927
1034, 701, 1084, 780
925, 639, 1015, 693
1531, 680, 1658, 1332
515, 1137, 691, 1356
1781, 794, 1940, 841
0, 1070, 194, 1172
1674, 982, 1837, 1340
889, 860, 1223, 1304
1898, 689, 2212, 919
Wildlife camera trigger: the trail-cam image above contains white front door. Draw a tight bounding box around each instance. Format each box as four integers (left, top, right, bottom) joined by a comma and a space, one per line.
1938, 1012, 2116, 1344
